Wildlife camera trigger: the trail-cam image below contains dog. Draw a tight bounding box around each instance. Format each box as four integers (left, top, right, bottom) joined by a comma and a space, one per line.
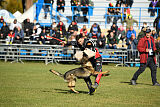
49, 49, 110, 93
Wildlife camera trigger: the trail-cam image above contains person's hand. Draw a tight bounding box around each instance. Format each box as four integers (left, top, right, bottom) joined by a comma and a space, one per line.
146, 49, 149, 52
58, 5, 60, 7
129, 41, 132, 44
62, 4, 64, 6
109, 44, 112, 47
17, 36, 20, 39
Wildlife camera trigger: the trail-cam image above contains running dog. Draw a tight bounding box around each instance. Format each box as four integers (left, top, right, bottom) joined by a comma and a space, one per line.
49, 49, 110, 93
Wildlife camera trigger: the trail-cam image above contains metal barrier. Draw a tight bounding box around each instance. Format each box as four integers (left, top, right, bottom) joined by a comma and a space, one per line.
0, 44, 159, 67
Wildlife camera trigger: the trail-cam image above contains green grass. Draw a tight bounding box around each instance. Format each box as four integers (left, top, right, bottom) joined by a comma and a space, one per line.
0, 61, 160, 107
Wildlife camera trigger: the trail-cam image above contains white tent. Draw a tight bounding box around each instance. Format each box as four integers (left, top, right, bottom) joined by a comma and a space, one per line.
16, 5, 36, 23
13, 11, 22, 18
0, 9, 15, 23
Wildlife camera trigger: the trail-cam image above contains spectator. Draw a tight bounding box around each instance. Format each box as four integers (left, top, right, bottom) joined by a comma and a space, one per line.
80, 25, 88, 36
126, 0, 134, 8
57, 0, 65, 13
126, 26, 136, 39
70, 0, 81, 22
104, 3, 115, 24
30, 24, 42, 43
43, 0, 54, 19
106, 31, 119, 49
117, 25, 126, 47
89, 23, 101, 38
0, 22, 9, 39
50, 22, 57, 36
126, 34, 138, 63
81, 0, 89, 22
14, 27, 24, 44
148, 0, 158, 17
39, 28, 47, 44
23, 18, 33, 37
50, 27, 61, 45
0, 17, 4, 30
122, 15, 138, 31
6, 30, 15, 44
116, 0, 123, 7
153, 15, 160, 36
151, 29, 158, 39
121, 4, 130, 21
113, 3, 121, 24
67, 34, 78, 48
57, 21, 67, 38
68, 21, 78, 35
155, 0, 160, 15
10, 19, 22, 33
110, 22, 118, 36
137, 27, 146, 41
97, 33, 106, 49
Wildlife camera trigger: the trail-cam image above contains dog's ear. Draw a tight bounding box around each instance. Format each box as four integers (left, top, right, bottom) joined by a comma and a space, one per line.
74, 51, 83, 61
84, 48, 96, 58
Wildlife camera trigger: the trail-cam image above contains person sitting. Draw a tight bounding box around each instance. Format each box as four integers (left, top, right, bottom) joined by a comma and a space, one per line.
39, 28, 47, 44
106, 31, 119, 49
30, 24, 42, 43
0, 17, 4, 31
68, 21, 78, 35
23, 18, 33, 37
6, 30, 15, 44
117, 25, 126, 47
14, 27, 24, 44
126, 26, 136, 39
0, 22, 10, 39
148, 0, 158, 17
89, 23, 101, 38
50, 27, 61, 45
110, 22, 118, 36
104, 3, 115, 24
10, 19, 22, 33
151, 29, 158, 39
97, 33, 106, 49
80, 25, 88, 36
57, 0, 65, 13
57, 21, 67, 38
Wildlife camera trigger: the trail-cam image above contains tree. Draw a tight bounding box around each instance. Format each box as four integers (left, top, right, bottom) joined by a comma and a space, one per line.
0, 0, 6, 8
26, 0, 33, 10
6, 0, 23, 13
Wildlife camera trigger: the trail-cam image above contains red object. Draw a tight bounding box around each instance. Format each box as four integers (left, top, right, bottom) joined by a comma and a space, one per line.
8, 33, 15, 38
137, 36, 157, 64
46, 36, 65, 46
95, 48, 101, 59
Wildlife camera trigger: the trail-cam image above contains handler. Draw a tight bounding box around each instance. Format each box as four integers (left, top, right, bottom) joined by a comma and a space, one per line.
78, 39, 103, 94
130, 29, 160, 86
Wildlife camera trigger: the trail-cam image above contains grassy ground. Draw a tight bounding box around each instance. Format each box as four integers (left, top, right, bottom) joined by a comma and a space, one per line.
0, 61, 160, 107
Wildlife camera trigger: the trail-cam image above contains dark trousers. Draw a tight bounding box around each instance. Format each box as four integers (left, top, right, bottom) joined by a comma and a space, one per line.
132, 57, 157, 85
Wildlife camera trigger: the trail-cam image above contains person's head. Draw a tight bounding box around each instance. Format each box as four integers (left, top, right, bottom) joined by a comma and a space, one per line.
119, 25, 124, 31
130, 26, 133, 31
33, 19, 37, 24
109, 3, 113, 7
27, 18, 30, 23
59, 21, 63, 26
146, 29, 151, 38
71, 21, 75, 25
42, 28, 46, 33
3, 22, 6, 26
0, 18, 4, 23
13, 19, 17, 24
152, 30, 156, 34
17, 27, 21, 31
93, 23, 97, 27
112, 22, 116, 27
9, 30, 13, 34
83, 25, 87, 30
131, 34, 135, 40
110, 31, 114, 37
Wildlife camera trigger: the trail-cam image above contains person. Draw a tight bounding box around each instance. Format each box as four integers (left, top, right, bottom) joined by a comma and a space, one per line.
117, 25, 126, 47
43, 0, 54, 19
67, 21, 78, 35
23, 18, 33, 37
39, 28, 47, 44
81, 0, 89, 22
122, 15, 138, 31
78, 39, 103, 94
155, 0, 160, 15
148, 0, 158, 17
126, 0, 134, 8
110, 22, 118, 36
104, 3, 115, 24
126, 34, 138, 63
97, 33, 106, 49
153, 15, 160, 36
57, 21, 67, 38
106, 30, 119, 49
126, 26, 136, 39
6, 30, 15, 44
89, 23, 101, 38
10, 19, 22, 33
80, 25, 88, 36
151, 29, 158, 39
30, 24, 42, 43
0, 17, 4, 30
137, 27, 146, 41
57, 0, 65, 13
0, 22, 10, 39
14, 27, 24, 44
130, 29, 160, 86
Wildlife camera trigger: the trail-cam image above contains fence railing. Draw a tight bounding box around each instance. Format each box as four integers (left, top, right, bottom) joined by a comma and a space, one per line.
0, 44, 159, 67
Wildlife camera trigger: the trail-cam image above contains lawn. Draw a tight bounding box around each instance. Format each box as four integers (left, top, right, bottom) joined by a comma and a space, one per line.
0, 61, 160, 107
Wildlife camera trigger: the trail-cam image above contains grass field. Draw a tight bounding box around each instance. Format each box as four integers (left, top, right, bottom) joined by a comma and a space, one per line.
0, 61, 160, 107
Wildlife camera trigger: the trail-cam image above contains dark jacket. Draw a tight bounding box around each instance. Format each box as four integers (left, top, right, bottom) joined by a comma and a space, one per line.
153, 15, 160, 30
137, 36, 157, 64
68, 23, 78, 32
126, 38, 138, 49
90, 24, 101, 34
1, 25, 10, 38
57, 0, 65, 6
97, 36, 106, 48
107, 36, 119, 45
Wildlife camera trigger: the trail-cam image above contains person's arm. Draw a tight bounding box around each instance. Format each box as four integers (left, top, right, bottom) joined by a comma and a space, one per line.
133, 19, 138, 27
137, 38, 146, 52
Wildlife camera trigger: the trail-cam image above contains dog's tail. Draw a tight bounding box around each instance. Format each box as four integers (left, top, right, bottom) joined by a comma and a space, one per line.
49, 69, 64, 78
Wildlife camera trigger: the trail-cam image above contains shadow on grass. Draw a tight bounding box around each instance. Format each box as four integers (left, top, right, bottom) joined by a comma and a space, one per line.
120, 81, 152, 86
54, 88, 88, 94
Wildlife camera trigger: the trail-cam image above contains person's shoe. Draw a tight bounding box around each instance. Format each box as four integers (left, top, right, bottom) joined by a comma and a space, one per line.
153, 82, 160, 86
92, 82, 99, 89
88, 88, 96, 95
130, 80, 136, 85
